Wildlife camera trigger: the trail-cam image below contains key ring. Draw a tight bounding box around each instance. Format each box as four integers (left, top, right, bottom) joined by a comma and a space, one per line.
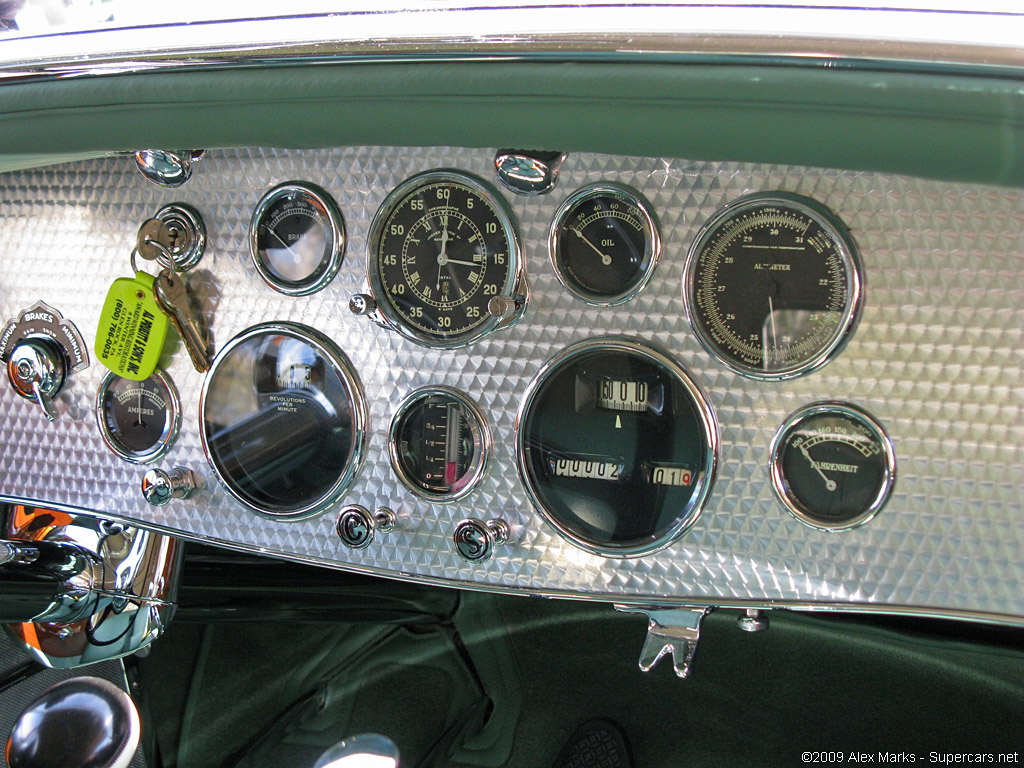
131, 242, 176, 276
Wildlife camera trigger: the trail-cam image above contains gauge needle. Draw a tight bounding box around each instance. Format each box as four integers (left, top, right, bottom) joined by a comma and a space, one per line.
768, 295, 779, 354
436, 214, 450, 291
443, 257, 480, 268
570, 226, 612, 266
267, 227, 300, 260
799, 443, 838, 491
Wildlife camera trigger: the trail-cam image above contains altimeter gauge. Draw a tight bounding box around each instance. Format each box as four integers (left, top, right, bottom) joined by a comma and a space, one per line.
683, 192, 862, 379
770, 402, 896, 531
362, 170, 526, 348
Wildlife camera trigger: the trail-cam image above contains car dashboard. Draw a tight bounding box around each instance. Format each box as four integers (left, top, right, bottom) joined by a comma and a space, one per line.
0, 3, 1022, 633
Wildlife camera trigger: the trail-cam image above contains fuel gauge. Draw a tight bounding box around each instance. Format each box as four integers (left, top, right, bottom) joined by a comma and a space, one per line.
97, 370, 180, 464
770, 402, 896, 530
388, 387, 490, 501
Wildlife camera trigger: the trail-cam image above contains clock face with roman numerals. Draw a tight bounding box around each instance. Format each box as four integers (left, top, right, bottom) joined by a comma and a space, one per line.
368, 170, 521, 348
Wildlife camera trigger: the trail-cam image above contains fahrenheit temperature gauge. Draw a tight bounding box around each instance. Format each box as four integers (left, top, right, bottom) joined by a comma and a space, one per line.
770, 402, 896, 530
388, 387, 491, 501
97, 370, 180, 464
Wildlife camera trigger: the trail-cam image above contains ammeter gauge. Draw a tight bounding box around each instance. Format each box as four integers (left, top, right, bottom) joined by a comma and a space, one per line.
388, 387, 490, 501
249, 182, 345, 296
683, 192, 862, 379
516, 337, 718, 557
770, 402, 896, 530
549, 183, 661, 305
366, 170, 525, 348
200, 323, 367, 520
96, 370, 180, 464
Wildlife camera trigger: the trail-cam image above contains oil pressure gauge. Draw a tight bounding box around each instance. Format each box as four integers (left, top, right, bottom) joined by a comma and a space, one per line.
549, 183, 661, 305
97, 370, 180, 464
770, 402, 896, 531
388, 387, 490, 501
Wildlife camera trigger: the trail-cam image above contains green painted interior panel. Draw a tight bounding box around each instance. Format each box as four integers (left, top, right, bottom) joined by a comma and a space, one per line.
1, 60, 1023, 185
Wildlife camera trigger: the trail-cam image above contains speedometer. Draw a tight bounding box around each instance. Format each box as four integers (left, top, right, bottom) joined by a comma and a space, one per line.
683, 192, 863, 379
366, 170, 525, 348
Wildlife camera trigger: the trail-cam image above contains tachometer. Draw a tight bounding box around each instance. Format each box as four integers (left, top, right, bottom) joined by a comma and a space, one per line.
366, 170, 525, 348
516, 337, 718, 557
683, 192, 862, 379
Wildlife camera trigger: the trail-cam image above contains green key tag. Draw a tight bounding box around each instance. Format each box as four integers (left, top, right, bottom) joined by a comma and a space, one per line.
94, 272, 169, 381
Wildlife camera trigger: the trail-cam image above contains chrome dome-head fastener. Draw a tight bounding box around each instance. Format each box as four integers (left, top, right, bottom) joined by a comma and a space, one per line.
133, 149, 206, 188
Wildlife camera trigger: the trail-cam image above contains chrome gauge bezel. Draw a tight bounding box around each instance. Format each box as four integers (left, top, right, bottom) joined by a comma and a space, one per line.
682, 191, 864, 380
548, 182, 662, 306
387, 386, 491, 502
515, 336, 719, 558
95, 370, 181, 464
199, 322, 369, 521
248, 181, 346, 296
366, 169, 524, 349
769, 401, 896, 532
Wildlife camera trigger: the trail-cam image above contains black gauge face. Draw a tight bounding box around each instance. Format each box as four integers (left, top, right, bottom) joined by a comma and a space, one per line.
389, 388, 489, 500
517, 339, 717, 557
550, 184, 661, 305
97, 371, 179, 464
369, 170, 520, 347
250, 182, 345, 295
201, 324, 366, 519
771, 403, 895, 530
684, 193, 861, 379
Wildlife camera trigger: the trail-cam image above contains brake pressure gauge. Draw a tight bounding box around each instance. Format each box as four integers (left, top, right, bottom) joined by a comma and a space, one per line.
770, 402, 896, 531
388, 387, 490, 501
249, 182, 346, 296
97, 371, 180, 464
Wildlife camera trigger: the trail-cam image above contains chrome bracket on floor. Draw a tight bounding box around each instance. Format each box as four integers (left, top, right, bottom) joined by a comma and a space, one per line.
614, 606, 711, 679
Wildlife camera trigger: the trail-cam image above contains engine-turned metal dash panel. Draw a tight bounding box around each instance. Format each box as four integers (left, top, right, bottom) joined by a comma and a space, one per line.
0, 147, 1022, 620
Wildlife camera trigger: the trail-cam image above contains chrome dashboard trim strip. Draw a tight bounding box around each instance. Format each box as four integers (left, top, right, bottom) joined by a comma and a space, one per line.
0, 5, 1023, 82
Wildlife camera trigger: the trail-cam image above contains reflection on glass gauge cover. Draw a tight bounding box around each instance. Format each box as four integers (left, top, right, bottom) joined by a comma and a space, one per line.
516, 338, 718, 557
96, 370, 180, 464
200, 323, 367, 520
388, 387, 490, 501
770, 402, 896, 530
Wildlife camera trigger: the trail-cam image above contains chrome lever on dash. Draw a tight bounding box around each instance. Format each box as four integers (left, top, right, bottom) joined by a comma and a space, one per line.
614, 606, 711, 679
142, 467, 201, 506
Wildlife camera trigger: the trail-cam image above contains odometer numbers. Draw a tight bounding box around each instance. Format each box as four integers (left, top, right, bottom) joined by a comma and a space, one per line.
368, 170, 523, 348
683, 192, 862, 379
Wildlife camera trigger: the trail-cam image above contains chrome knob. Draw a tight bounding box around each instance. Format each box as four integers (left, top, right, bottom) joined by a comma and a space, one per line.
349, 294, 377, 316
7, 338, 65, 422
336, 505, 396, 550
452, 518, 508, 563
133, 149, 205, 187
142, 467, 200, 506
